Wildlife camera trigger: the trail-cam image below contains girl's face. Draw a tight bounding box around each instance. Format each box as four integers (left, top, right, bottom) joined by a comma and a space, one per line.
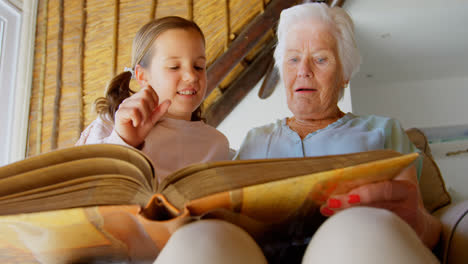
140, 28, 207, 121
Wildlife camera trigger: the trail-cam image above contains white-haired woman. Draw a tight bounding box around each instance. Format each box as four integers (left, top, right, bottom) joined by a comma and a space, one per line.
155, 3, 441, 264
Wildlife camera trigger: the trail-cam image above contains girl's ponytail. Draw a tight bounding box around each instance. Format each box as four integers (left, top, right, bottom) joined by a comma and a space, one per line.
94, 71, 134, 122
191, 106, 203, 121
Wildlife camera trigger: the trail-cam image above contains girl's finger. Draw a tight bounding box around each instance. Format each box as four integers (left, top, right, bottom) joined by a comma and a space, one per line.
137, 97, 154, 124
123, 88, 156, 109
117, 105, 143, 127
151, 100, 171, 125
122, 95, 154, 124
145, 85, 160, 107
140, 86, 158, 110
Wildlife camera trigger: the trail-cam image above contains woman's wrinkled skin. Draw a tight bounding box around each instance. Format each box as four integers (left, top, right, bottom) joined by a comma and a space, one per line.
283, 19, 346, 122
280, 18, 441, 249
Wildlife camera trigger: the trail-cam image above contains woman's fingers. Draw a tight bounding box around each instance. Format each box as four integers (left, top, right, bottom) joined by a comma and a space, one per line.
318, 166, 427, 242
348, 180, 414, 205
320, 179, 416, 216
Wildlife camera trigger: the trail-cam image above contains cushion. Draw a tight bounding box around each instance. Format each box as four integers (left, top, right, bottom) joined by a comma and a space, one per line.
406, 128, 451, 212
433, 200, 468, 263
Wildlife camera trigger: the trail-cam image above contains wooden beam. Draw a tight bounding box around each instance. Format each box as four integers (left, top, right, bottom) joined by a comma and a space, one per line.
257, 0, 346, 99
204, 41, 275, 127
258, 56, 279, 99
329, 0, 346, 7
111, 0, 120, 77
206, 0, 298, 97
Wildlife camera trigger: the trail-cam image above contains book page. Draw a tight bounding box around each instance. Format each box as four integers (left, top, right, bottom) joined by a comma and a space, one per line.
161, 150, 413, 210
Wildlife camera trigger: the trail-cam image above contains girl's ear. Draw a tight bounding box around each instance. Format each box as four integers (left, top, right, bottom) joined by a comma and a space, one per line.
135, 64, 149, 87
343, 80, 350, 88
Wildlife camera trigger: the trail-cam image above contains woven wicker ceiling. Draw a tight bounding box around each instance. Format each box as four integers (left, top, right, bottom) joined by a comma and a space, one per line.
27, 0, 305, 156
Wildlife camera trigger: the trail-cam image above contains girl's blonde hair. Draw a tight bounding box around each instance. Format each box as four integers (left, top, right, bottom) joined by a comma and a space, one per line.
95, 16, 206, 121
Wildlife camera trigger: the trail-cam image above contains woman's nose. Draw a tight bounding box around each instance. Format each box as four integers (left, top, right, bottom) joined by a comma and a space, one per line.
297, 59, 313, 78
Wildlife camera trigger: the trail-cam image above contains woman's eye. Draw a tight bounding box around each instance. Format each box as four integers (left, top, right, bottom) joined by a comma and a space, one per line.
288, 57, 299, 63
316, 57, 327, 64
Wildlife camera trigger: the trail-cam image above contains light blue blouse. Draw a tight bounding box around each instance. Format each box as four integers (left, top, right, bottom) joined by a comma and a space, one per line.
235, 113, 422, 178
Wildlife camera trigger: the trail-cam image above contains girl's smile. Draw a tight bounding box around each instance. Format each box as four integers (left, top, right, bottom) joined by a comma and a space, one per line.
138, 28, 207, 121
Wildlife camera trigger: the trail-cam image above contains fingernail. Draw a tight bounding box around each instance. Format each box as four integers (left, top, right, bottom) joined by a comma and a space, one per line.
328, 198, 342, 209
348, 194, 360, 204
321, 207, 335, 216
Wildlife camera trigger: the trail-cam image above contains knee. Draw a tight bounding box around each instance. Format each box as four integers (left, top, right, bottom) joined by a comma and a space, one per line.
323, 206, 407, 233
302, 207, 429, 264
312, 207, 414, 242
155, 220, 267, 264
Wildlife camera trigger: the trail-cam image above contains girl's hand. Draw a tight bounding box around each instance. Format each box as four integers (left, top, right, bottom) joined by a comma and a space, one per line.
320, 165, 433, 244
114, 86, 171, 147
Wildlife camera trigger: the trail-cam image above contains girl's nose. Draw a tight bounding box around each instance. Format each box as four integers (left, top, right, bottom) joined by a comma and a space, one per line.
183, 68, 198, 82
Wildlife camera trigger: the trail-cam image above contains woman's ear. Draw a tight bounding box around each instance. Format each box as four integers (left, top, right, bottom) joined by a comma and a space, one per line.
135, 64, 149, 87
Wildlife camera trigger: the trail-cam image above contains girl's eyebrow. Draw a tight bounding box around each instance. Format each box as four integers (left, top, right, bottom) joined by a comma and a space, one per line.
164, 56, 206, 60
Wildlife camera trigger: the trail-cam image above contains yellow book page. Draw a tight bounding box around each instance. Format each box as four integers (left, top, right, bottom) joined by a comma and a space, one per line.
0, 207, 116, 263
239, 153, 419, 222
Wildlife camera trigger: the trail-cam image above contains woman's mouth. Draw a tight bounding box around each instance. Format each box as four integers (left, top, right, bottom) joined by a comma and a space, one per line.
295, 87, 317, 92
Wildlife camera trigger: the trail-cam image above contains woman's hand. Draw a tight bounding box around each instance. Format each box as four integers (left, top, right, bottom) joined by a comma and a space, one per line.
321, 165, 441, 248
114, 86, 171, 147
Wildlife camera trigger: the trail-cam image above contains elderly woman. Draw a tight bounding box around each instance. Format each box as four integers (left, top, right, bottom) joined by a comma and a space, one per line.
155, 3, 441, 264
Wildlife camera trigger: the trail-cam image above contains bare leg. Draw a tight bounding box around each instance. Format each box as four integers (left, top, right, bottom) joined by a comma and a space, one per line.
302, 207, 439, 264
154, 219, 267, 264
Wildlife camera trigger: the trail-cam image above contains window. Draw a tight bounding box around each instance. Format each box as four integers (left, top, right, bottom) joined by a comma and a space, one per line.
0, 0, 38, 165
0, 19, 5, 56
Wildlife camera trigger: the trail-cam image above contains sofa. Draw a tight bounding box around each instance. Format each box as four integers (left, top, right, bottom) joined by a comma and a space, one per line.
406, 128, 468, 264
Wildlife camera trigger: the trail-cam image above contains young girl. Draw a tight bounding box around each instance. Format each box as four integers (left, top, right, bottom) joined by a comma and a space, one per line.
76, 16, 230, 181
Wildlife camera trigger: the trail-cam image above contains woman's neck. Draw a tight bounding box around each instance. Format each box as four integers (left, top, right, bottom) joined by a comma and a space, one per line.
287, 109, 345, 139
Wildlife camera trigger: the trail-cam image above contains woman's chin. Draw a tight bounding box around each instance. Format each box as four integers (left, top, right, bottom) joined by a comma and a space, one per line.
289, 105, 320, 117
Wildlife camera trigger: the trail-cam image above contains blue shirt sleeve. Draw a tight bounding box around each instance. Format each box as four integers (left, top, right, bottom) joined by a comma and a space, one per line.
381, 117, 423, 179
234, 123, 274, 160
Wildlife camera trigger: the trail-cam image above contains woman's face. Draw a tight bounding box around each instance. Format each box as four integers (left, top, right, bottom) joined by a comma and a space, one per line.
282, 20, 346, 120
143, 28, 207, 120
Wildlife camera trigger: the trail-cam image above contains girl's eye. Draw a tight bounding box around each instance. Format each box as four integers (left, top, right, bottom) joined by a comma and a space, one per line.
168, 66, 179, 70
194, 65, 205, 71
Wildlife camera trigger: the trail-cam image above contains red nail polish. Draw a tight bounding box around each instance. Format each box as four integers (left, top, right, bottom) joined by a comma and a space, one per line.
328, 198, 342, 209
321, 207, 335, 216
348, 194, 360, 204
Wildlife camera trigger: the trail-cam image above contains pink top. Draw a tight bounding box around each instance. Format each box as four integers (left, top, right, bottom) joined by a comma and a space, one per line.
76, 115, 231, 181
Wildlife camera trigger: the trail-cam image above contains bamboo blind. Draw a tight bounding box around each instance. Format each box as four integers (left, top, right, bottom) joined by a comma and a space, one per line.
28, 0, 272, 156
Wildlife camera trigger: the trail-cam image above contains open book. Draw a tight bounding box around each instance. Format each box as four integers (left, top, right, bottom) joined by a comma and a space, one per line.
0, 144, 418, 263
